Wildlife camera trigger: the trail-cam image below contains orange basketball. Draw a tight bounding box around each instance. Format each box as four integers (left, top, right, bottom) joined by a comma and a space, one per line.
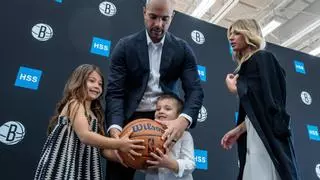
118, 118, 166, 169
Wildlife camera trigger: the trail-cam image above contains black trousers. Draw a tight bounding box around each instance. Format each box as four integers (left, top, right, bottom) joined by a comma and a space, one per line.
105, 111, 155, 180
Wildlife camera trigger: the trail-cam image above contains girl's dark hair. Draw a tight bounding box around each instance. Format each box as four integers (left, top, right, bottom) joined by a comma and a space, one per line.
47, 64, 105, 135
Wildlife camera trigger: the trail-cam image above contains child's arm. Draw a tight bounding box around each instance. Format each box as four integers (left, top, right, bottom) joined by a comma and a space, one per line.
146, 132, 195, 177
172, 131, 195, 177
70, 101, 145, 154
101, 149, 119, 162
146, 148, 179, 173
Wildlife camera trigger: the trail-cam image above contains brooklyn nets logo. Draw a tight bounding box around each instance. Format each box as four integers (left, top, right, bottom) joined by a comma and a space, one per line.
197, 106, 207, 122
316, 164, 320, 179
99, 1, 117, 17
191, 30, 205, 44
0, 121, 25, 145
31, 23, 53, 41
300, 91, 312, 105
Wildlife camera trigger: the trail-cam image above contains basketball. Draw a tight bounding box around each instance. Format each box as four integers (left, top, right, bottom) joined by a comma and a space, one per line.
118, 118, 166, 169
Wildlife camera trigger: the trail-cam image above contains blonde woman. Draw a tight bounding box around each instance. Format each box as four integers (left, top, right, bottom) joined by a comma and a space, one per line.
220, 19, 300, 180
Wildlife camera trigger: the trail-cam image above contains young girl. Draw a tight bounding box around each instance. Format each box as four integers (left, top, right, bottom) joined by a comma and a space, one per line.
145, 93, 195, 180
220, 19, 300, 180
34, 64, 144, 180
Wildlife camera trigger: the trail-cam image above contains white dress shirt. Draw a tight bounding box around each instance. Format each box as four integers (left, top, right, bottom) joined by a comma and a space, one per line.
136, 31, 165, 112
145, 131, 195, 180
137, 31, 192, 125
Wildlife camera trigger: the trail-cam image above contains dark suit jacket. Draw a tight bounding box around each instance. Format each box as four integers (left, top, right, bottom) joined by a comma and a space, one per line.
105, 30, 204, 129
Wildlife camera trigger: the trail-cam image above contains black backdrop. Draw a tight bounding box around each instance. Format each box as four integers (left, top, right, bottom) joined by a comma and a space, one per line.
1, 0, 320, 179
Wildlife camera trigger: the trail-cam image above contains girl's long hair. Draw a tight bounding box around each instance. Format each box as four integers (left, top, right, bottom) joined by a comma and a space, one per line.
47, 64, 105, 135
227, 19, 266, 72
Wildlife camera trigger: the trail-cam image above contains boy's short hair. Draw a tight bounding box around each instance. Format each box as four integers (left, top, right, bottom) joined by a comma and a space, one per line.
157, 93, 184, 114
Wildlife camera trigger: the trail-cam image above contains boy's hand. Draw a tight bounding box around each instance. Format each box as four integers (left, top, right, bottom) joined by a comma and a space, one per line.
146, 148, 178, 172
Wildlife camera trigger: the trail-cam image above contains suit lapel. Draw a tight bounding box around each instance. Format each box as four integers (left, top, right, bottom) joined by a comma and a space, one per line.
137, 31, 174, 75
160, 33, 173, 76
137, 31, 150, 72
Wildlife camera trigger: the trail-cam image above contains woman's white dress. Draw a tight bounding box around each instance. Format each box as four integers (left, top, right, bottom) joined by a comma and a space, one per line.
242, 116, 281, 180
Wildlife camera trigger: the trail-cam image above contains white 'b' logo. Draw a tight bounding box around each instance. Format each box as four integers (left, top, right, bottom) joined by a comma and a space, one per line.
197, 106, 207, 122
99, 1, 117, 16
315, 164, 320, 179
0, 121, 26, 145
31, 23, 53, 41
191, 30, 205, 44
301, 91, 312, 105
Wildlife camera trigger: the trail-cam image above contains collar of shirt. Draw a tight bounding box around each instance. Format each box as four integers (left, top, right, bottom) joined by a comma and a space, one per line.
146, 30, 165, 49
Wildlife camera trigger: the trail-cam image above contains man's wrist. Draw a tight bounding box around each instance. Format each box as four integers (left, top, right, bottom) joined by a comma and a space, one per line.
178, 116, 189, 130
178, 113, 192, 128
107, 124, 122, 136
110, 128, 121, 138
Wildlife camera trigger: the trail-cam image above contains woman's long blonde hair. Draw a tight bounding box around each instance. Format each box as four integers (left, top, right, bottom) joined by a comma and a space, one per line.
47, 64, 105, 135
227, 19, 266, 72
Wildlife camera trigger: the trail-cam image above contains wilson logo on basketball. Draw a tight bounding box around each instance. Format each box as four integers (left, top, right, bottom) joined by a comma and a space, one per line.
132, 123, 165, 133
31, 23, 53, 41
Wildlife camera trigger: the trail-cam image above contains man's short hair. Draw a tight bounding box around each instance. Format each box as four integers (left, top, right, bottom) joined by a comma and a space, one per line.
145, 0, 175, 7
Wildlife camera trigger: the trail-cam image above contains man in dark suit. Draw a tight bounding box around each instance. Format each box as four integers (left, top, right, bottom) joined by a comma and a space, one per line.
105, 0, 204, 179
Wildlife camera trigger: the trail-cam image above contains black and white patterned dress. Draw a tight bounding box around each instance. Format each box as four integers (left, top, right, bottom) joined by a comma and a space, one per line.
34, 116, 102, 180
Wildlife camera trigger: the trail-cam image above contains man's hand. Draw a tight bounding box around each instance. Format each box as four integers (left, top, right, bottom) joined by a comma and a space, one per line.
109, 128, 121, 138
156, 116, 189, 149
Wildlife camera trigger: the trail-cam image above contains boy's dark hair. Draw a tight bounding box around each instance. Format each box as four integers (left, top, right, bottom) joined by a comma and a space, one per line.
157, 92, 184, 114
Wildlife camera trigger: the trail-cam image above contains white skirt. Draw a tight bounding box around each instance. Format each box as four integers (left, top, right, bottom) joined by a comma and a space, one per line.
242, 116, 281, 180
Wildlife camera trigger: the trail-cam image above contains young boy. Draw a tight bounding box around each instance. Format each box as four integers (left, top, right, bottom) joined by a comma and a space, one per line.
145, 93, 195, 180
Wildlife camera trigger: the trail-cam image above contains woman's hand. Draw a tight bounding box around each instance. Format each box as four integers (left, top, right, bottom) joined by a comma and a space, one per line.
221, 123, 245, 150
225, 73, 239, 94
